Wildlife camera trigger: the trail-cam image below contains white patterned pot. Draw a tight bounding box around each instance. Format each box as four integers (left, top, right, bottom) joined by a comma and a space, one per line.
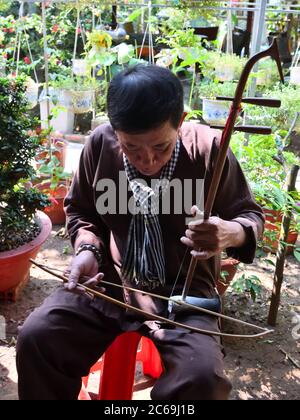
64, 89, 95, 114
72, 59, 88, 76
202, 99, 231, 125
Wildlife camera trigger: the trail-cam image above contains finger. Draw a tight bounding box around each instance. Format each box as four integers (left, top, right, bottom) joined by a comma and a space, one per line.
189, 206, 204, 227
185, 229, 200, 241
190, 249, 214, 260
82, 273, 104, 288
67, 286, 94, 299
66, 267, 82, 290
82, 273, 104, 286
188, 219, 218, 232
180, 236, 195, 248
190, 205, 200, 216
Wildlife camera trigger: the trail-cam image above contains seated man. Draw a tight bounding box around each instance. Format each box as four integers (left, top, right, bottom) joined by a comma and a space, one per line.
17, 64, 264, 400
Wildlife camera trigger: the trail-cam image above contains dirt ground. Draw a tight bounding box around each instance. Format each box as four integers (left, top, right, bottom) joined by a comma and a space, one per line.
0, 226, 299, 400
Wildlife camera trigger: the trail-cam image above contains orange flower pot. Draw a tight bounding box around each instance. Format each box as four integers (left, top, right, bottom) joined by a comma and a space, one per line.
0, 211, 52, 300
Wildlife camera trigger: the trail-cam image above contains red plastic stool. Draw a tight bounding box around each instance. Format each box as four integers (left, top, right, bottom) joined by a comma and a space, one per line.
78, 331, 163, 400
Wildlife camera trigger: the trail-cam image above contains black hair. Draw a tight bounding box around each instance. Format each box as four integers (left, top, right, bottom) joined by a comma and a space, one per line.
107, 64, 184, 133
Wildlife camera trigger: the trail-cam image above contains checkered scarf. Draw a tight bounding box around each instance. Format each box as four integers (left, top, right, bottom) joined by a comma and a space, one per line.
121, 139, 181, 289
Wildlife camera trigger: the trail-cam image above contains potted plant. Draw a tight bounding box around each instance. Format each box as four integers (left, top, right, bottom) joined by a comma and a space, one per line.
231, 132, 299, 255
255, 58, 283, 90
85, 30, 145, 130
196, 81, 237, 125
35, 154, 71, 225
36, 132, 68, 169
50, 76, 98, 114
245, 83, 300, 134
202, 51, 247, 83
0, 76, 52, 300
216, 258, 240, 296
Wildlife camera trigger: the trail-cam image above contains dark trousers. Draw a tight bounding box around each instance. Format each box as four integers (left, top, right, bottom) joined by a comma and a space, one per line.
16, 287, 232, 400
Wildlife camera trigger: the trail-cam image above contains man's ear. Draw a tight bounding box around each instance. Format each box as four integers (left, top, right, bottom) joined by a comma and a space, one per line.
178, 112, 187, 128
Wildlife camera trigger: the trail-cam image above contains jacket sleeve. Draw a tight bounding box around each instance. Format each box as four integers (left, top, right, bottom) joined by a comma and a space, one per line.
64, 131, 110, 258
209, 144, 265, 264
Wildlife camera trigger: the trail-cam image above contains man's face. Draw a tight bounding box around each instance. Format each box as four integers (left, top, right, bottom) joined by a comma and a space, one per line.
116, 119, 181, 177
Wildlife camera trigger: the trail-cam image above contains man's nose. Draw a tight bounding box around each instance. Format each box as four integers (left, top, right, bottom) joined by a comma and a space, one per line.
140, 151, 155, 165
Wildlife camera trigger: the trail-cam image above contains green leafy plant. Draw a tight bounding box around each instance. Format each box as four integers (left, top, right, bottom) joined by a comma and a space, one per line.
0, 76, 49, 251
255, 58, 283, 91
245, 83, 300, 133
201, 51, 247, 82
36, 154, 71, 192
196, 80, 238, 99
51, 75, 99, 92
231, 132, 300, 255
231, 274, 262, 302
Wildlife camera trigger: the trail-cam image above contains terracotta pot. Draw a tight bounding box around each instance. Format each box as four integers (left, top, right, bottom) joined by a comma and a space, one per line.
263, 208, 298, 254
216, 258, 239, 296
36, 182, 68, 225
0, 211, 52, 299
137, 46, 157, 59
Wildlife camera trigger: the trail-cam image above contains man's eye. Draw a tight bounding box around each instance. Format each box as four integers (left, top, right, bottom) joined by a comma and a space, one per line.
125, 145, 139, 151
154, 144, 169, 151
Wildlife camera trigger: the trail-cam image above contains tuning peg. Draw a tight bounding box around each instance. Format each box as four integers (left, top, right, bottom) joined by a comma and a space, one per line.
216, 96, 281, 108
210, 125, 272, 135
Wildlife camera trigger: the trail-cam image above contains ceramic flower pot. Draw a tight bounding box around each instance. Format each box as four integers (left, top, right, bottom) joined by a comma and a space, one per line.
0, 211, 52, 300
202, 98, 231, 125
64, 89, 95, 114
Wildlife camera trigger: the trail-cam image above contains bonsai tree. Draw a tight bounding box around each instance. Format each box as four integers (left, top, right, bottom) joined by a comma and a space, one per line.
0, 76, 49, 251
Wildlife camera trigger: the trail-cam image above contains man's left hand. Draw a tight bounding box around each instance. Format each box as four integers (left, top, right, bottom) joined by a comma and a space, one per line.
180, 206, 246, 260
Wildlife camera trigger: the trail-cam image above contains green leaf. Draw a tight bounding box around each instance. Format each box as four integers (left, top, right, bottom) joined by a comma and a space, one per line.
294, 249, 300, 262
126, 8, 144, 23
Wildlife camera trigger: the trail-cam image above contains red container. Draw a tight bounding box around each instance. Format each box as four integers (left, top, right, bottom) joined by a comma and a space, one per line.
263, 208, 298, 254
0, 212, 52, 299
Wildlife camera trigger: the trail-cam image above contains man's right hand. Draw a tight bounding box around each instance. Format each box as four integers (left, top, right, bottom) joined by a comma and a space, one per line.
64, 250, 104, 292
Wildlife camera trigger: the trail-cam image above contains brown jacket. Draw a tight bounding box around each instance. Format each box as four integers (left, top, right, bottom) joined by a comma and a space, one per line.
65, 122, 264, 305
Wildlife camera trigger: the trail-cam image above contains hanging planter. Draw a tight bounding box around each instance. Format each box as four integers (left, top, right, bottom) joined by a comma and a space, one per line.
72, 59, 88, 76
202, 98, 231, 125
63, 89, 95, 114
25, 77, 39, 109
